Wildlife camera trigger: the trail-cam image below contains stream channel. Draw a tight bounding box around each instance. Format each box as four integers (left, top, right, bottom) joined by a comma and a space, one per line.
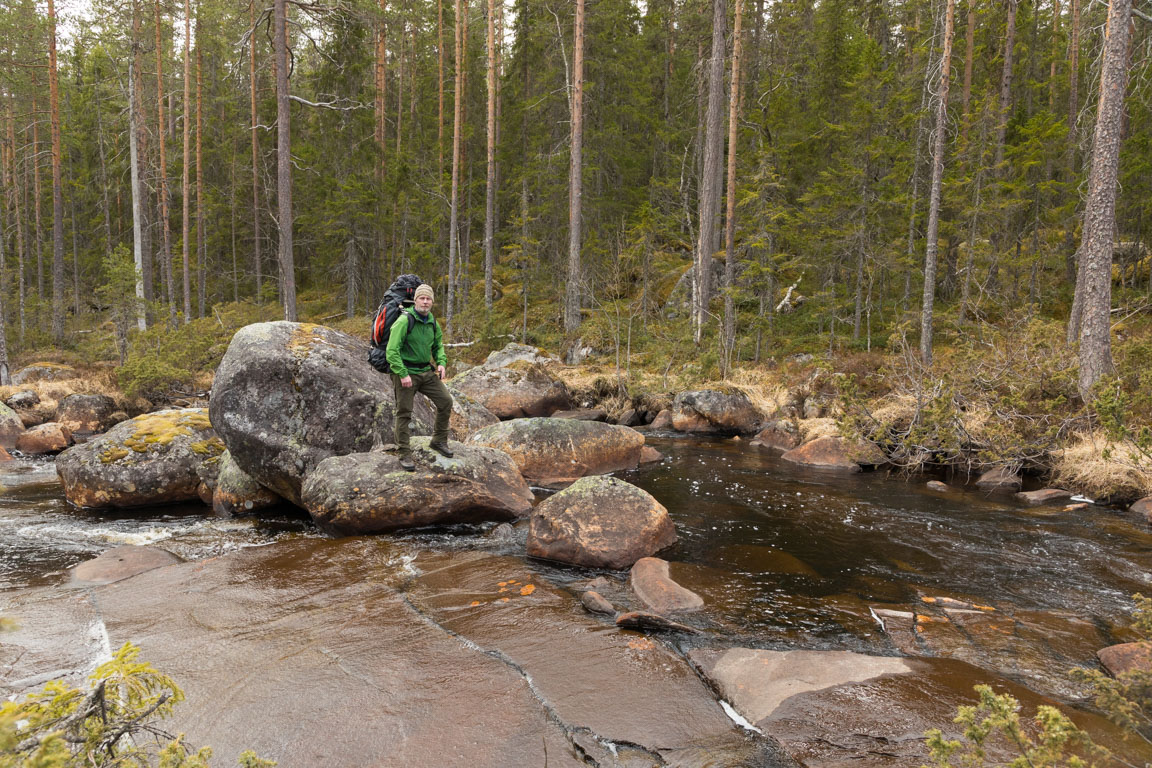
3, 434, 1152, 766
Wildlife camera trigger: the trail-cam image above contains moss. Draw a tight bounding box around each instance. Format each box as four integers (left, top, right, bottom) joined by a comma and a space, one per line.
100, 446, 129, 463
120, 409, 214, 453
287, 323, 325, 359
190, 437, 226, 456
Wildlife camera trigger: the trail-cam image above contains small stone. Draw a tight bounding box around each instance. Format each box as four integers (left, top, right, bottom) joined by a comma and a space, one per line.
616, 611, 698, 633
581, 590, 616, 615
975, 466, 1021, 491
926, 480, 951, 492
1015, 488, 1074, 506
639, 446, 663, 464
629, 557, 703, 614
1130, 496, 1152, 523
649, 409, 673, 430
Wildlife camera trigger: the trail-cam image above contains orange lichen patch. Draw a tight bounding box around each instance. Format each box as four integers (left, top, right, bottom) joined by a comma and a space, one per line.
627, 637, 656, 651
974, 604, 995, 612
469, 601, 481, 607
287, 323, 326, 359
921, 596, 937, 604
498, 587, 508, 593
500, 597, 510, 603
498, 581, 508, 587
508, 579, 519, 584
519, 584, 536, 596
916, 615, 949, 625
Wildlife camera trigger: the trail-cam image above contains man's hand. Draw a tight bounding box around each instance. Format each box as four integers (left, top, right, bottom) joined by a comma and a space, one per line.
437, 365, 447, 381
400, 375, 413, 388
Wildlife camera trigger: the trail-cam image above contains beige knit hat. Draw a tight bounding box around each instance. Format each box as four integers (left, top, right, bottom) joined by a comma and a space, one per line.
414, 284, 434, 301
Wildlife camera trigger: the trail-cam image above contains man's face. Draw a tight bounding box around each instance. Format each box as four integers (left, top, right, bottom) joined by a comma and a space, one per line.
414, 294, 433, 315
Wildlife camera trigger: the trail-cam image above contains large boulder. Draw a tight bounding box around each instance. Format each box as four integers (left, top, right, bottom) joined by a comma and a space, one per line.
56, 393, 119, 437
1097, 642, 1152, 677
482, 343, 559, 369
5, 390, 39, 410
976, 466, 1022, 491
0, 401, 26, 450
16, 422, 71, 454
56, 408, 225, 508
213, 450, 282, 517
749, 419, 802, 452
671, 390, 763, 435
12, 362, 76, 385
301, 438, 533, 534
209, 321, 438, 506
1130, 496, 1152, 522
780, 435, 886, 472
446, 387, 499, 439
526, 476, 677, 569
449, 364, 572, 420
469, 417, 645, 487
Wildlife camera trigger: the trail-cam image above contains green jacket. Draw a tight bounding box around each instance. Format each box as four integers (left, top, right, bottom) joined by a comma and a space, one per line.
385, 307, 447, 377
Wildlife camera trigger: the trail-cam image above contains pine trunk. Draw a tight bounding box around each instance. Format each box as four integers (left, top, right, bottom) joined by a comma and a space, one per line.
128, 58, 148, 330
961, 0, 974, 146
181, 0, 193, 322
695, 0, 727, 343
48, 0, 65, 342
921, 0, 956, 366
447, 0, 465, 327
484, 0, 497, 312
994, 0, 1018, 168
155, 0, 175, 321
274, 0, 297, 320
196, 27, 205, 318
565, 0, 586, 333
723, 0, 745, 367
1075, 0, 1130, 396
250, 0, 262, 301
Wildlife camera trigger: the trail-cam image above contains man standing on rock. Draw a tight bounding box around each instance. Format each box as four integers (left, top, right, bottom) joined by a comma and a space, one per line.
385, 284, 453, 471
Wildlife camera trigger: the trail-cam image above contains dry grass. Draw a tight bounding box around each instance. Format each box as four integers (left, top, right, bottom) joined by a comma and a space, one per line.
1052, 431, 1152, 502
0, 368, 138, 415
799, 417, 840, 441
869, 393, 918, 429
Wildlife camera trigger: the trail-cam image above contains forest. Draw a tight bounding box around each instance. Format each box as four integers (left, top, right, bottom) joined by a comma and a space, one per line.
1, 0, 1152, 488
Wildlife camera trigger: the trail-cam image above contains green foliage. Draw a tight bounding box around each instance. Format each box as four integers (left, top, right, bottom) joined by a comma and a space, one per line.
923, 684, 1107, 768
0, 643, 274, 768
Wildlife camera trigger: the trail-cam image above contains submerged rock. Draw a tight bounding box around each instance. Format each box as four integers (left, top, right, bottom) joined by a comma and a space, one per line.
1016, 488, 1074, 506
780, 435, 885, 471
209, 322, 440, 506
581, 590, 616, 615
671, 390, 763, 435
70, 545, 182, 586
527, 476, 676, 568
927, 480, 951, 492
629, 557, 704, 614
301, 438, 532, 534
449, 364, 572, 419
57, 408, 224, 508
469, 417, 645, 487
213, 451, 282, 517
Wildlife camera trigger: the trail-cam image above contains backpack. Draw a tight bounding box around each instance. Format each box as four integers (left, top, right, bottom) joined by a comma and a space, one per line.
367, 274, 423, 373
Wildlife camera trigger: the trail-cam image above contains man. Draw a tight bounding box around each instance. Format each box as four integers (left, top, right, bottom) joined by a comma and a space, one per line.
385, 283, 453, 471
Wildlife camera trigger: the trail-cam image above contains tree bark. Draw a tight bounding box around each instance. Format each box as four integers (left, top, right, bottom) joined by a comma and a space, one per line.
723, 0, 745, 367
695, 0, 727, 343
484, 0, 497, 312
274, 0, 297, 320
249, 0, 263, 301
7, 107, 26, 343
182, 0, 193, 322
32, 95, 43, 311
196, 25, 205, 318
961, 0, 975, 146
994, 0, 1018, 169
438, 0, 445, 180
155, 0, 176, 322
47, 0, 65, 341
447, 0, 465, 327
128, 57, 148, 331
1075, 0, 1130, 397
565, 0, 586, 333
921, 0, 956, 366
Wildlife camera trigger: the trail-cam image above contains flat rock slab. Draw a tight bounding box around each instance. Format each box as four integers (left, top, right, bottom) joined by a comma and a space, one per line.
629, 557, 704, 613
69, 545, 183, 585
1098, 642, 1152, 676
1016, 488, 1074, 506
0, 590, 107, 697
689, 648, 1148, 768
780, 436, 884, 472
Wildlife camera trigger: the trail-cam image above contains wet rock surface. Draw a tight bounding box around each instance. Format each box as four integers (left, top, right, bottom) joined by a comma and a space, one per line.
69, 545, 182, 585
780, 435, 884, 471
212, 451, 282, 517
450, 363, 572, 419
527, 476, 676, 568
1097, 642, 1152, 676
56, 408, 223, 508
209, 321, 438, 506
1016, 488, 1074, 506
629, 557, 704, 614
470, 417, 645, 487
671, 390, 763, 435
301, 438, 532, 534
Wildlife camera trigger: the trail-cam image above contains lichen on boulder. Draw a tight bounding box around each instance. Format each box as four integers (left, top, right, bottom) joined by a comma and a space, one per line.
57, 408, 224, 508
671, 390, 763, 435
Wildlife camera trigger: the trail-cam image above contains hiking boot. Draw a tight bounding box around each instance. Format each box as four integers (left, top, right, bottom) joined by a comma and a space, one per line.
429, 441, 454, 458
399, 455, 416, 472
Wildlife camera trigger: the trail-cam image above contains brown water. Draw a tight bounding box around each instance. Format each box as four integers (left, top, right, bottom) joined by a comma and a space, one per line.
4, 436, 1152, 703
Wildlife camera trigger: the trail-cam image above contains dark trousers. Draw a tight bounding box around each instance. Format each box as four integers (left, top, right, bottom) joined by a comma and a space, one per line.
392, 369, 453, 454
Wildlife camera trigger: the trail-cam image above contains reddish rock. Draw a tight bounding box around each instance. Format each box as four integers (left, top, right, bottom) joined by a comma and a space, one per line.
615, 409, 644, 427
780, 436, 885, 472
926, 480, 951, 492
1097, 642, 1152, 677
671, 390, 763, 435
56, 394, 119, 437
470, 418, 646, 487
0, 446, 12, 462
581, 591, 616, 615
976, 466, 1022, 491
16, 422, 72, 454
1016, 488, 1074, 506
70, 545, 182, 586
750, 420, 802, 452
0, 402, 25, 450
527, 476, 676, 568
629, 557, 704, 614
649, 409, 673, 429
639, 446, 663, 464
1131, 496, 1152, 522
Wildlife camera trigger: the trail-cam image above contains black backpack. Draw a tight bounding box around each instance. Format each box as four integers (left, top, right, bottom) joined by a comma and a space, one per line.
368, 273, 423, 373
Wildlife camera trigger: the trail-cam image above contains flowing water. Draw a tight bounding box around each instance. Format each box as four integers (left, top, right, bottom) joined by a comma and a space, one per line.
4, 436, 1152, 705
